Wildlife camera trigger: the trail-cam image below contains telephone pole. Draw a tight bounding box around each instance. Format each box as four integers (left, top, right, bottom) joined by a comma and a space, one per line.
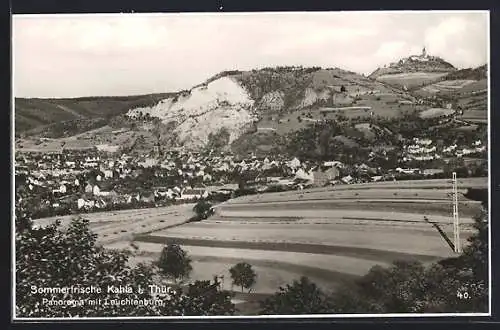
452, 172, 461, 253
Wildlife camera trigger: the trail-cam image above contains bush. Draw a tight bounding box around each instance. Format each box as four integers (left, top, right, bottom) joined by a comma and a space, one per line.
260, 277, 330, 314
181, 280, 235, 316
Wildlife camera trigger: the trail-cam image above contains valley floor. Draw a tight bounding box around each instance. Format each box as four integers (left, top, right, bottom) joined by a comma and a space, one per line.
33, 178, 481, 314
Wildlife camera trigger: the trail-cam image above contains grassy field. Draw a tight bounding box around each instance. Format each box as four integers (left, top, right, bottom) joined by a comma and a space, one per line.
32, 203, 196, 244
419, 108, 456, 119
223, 177, 486, 207
375, 72, 449, 88
143, 218, 469, 257
226, 187, 475, 203
16, 124, 160, 153
418, 79, 478, 95
111, 242, 395, 292
215, 201, 480, 219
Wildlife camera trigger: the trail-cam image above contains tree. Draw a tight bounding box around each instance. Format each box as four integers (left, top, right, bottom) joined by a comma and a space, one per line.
192, 200, 214, 221
260, 277, 330, 314
156, 244, 193, 283
229, 262, 257, 293
350, 260, 428, 313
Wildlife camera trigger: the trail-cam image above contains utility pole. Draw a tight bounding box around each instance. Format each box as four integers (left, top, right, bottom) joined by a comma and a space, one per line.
452, 172, 461, 253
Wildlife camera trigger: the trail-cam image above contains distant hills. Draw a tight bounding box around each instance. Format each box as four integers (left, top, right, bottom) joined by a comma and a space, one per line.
444, 64, 487, 81
15, 52, 488, 152
15, 93, 174, 134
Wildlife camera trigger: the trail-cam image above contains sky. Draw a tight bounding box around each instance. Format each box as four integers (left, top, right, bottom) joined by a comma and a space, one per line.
13, 11, 488, 98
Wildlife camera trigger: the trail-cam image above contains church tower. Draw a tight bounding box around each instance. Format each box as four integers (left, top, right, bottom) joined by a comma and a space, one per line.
153, 134, 162, 156
422, 46, 427, 58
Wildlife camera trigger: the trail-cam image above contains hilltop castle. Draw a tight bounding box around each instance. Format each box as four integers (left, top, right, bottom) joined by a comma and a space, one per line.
408, 46, 434, 62
389, 46, 434, 68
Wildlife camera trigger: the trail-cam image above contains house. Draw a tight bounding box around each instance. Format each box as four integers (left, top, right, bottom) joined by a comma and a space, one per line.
423, 169, 445, 176
97, 190, 117, 197
139, 158, 158, 168
92, 185, 100, 196
443, 144, 457, 153
59, 184, 67, 193
323, 161, 343, 168
76, 198, 95, 209
104, 170, 114, 179
415, 138, 433, 146
125, 194, 133, 204
287, 157, 301, 170
77, 198, 86, 209
85, 183, 93, 193
396, 167, 421, 174
341, 175, 354, 184
270, 178, 296, 188
475, 146, 486, 153
294, 168, 314, 183
95, 198, 107, 209
155, 188, 176, 199
140, 192, 155, 203
176, 189, 209, 201
52, 184, 67, 194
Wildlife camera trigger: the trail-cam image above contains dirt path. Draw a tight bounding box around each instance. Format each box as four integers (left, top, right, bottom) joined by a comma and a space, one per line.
55, 104, 85, 118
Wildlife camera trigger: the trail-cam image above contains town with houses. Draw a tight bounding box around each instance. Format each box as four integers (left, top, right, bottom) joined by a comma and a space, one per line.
15, 132, 487, 220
